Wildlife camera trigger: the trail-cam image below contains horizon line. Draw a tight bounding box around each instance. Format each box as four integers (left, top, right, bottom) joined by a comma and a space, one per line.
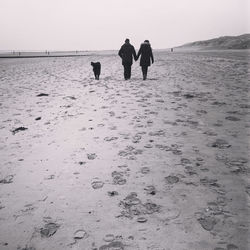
1, 33, 249, 53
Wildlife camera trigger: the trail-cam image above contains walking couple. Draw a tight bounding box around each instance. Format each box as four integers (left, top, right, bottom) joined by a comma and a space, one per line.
118, 38, 154, 80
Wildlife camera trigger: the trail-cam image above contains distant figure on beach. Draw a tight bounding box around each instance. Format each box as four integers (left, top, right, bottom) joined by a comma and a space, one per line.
136, 40, 154, 80
91, 62, 101, 80
171, 48, 174, 52
118, 38, 137, 80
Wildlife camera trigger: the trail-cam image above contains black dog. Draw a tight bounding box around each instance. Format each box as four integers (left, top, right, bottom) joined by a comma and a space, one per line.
91, 62, 101, 80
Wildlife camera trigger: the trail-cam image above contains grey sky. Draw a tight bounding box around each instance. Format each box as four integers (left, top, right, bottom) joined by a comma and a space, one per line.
0, 0, 249, 50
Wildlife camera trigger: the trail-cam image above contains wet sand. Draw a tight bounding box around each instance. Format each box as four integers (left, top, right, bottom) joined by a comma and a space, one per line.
0, 50, 249, 250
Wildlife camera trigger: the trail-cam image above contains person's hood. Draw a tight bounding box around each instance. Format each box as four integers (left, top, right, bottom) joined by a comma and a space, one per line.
123, 43, 132, 47
141, 42, 151, 47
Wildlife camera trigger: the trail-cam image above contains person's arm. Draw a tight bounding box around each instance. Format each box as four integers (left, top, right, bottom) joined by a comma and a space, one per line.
150, 48, 154, 64
132, 46, 137, 61
136, 47, 142, 61
118, 47, 123, 58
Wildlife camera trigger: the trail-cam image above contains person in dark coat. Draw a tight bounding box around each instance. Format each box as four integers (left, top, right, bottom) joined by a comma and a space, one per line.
118, 38, 137, 80
136, 40, 154, 80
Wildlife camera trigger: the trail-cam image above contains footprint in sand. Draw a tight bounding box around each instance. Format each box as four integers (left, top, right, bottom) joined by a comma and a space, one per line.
99, 241, 124, 250
208, 139, 231, 149
118, 146, 143, 158
104, 136, 118, 142
108, 126, 117, 130
14, 204, 37, 219
196, 110, 207, 115
149, 130, 165, 137
97, 123, 105, 127
144, 185, 156, 195
40, 221, 60, 238
225, 116, 241, 121
165, 175, 180, 184
87, 153, 97, 160
78, 161, 86, 165
109, 111, 115, 117
91, 179, 104, 189
108, 191, 119, 197
245, 185, 250, 196
172, 149, 183, 155
118, 192, 160, 218
0, 202, 5, 210
155, 144, 172, 151
132, 134, 142, 143
44, 174, 55, 180
0, 175, 14, 184
103, 234, 115, 242
112, 171, 127, 185
180, 158, 192, 165
137, 217, 147, 223
200, 177, 220, 188
17, 245, 36, 250
226, 244, 239, 250
140, 167, 150, 174
117, 164, 129, 169
239, 104, 250, 109
197, 216, 217, 231
204, 130, 217, 136
73, 229, 88, 240
213, 121, 224, 127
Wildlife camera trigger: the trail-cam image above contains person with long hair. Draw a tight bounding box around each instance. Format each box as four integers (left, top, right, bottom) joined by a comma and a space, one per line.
136, 40, 154, 80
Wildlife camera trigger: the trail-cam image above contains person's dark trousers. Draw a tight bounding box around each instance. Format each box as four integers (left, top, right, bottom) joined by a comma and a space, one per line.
141, 66, 148, 80
123, 64, 132, 80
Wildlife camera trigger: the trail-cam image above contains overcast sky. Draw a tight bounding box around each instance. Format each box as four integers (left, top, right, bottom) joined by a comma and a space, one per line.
0, 0, 249, 51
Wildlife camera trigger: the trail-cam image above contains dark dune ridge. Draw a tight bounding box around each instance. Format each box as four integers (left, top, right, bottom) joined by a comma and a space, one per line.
177, 34, 250, 50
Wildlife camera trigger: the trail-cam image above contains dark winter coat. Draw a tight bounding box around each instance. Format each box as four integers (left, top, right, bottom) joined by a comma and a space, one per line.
137, 43, 154, 66
118, 43, 136, 66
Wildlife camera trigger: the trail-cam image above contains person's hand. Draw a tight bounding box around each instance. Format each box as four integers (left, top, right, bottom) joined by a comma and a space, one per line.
152, 60, 154, 64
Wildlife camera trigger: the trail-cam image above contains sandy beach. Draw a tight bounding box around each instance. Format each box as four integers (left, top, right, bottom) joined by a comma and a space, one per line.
0, 50, 249, 250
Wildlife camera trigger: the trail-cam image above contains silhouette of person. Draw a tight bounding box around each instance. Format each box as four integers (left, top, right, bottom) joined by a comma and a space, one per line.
118, 38, 137, 80
136, 40, 154, 80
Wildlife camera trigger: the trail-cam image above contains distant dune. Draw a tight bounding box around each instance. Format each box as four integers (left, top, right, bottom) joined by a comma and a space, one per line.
177, 34, 250, 50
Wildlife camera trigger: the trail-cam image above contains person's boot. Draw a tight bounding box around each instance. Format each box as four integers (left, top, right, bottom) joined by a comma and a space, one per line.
143, 74, 146, 80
